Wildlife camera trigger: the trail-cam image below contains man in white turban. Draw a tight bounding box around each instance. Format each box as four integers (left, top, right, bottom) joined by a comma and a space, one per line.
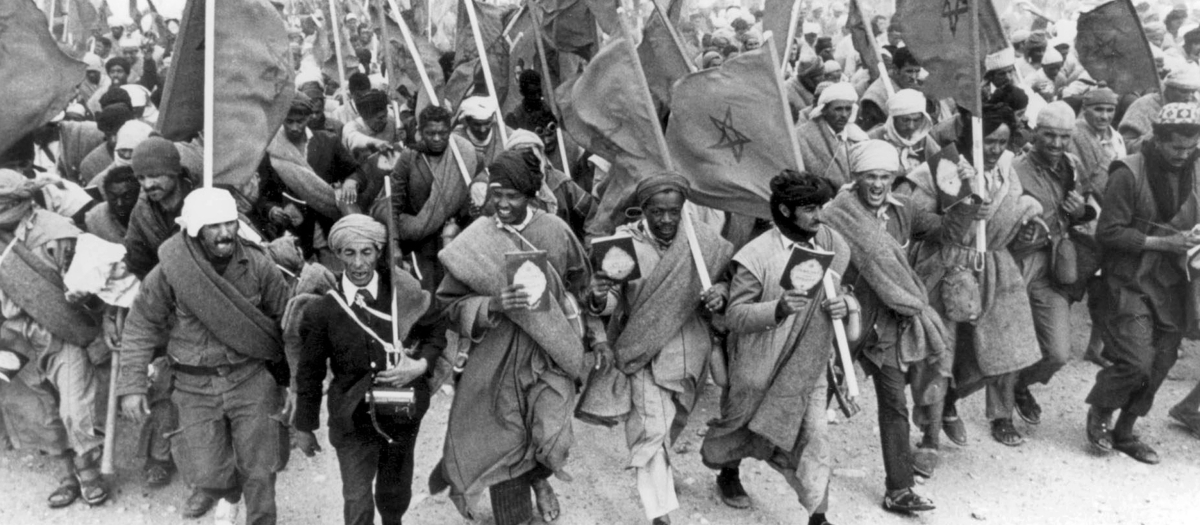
119, 187, 291, 524
797, 82, 868, 187
1008, 101, 1096, 437
1025, 48, 1067, 102
454, 96, 513, 167
868, 89, 941, 180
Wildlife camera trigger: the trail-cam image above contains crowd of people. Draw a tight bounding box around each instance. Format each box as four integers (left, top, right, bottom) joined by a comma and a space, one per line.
3, 1, 1200, 525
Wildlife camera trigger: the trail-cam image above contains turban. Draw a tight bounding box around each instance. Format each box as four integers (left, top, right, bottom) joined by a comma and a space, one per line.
83, 53, 104, 72
459, 96, 496, 121
809, 81, 858, 118
177, 188, 238, 237
803, 22, 820, 35
698, 51, 722, 68
1082, 83, 1119, 107
131, 136, 182, 177
294, 69, 323, 90
354, 90, 389, 117
887, 89, 927, 117
120, 84, 150, 108
1165, 66, 1200, 90
1037, 101, 1076, 129
488, 150, 542, 198
105, 56, 131, 74
328, 213, 387, 251
504, 129, 543, 151
985, 47, 1016, 72
119, 34, 142, 49
289, 91, 313, 115
114, 120, 154, 166
1041, 47, 1064, 66
1156, 103, 1200, 126
823, 60, 842, 74
813, 81, 835, 98
1011, 29, 1031, 44
849, 139, 901, 174
299, 81, 325, 102
634, 173, 690, 208
96, 104, 133, 134
770, 169, 834, 209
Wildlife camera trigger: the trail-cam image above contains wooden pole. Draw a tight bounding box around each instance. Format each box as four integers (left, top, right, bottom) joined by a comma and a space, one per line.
47, 0, 56, 32
461, 0, 508, 144
203, 0, 214, 187
100, 308, 127, 476
386, 0, 472, 187
328, 0, 348, 90
782, 0, 803, 73
822, 273, 858, 397
971, 0, 987, 255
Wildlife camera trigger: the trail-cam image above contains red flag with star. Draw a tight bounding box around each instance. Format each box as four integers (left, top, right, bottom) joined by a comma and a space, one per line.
1075, 0, 1160, 96
665, 35, 803, 220
895, 0, 1007, 115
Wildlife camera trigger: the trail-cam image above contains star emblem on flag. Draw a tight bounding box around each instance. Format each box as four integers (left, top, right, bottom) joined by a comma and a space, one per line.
709, 107, 751, 162
942, 0, 969, 36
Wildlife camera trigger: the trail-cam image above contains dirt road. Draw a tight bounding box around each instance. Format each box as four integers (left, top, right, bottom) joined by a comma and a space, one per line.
3, 305, 1199, 525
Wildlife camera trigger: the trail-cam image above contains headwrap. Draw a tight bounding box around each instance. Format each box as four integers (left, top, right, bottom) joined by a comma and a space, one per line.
294, 69, 323, 90
105, 56, 131, 74
83, 53, 104, 73
176, 187, 238, 237
289, 91, 313, 115
1036, 101, 1076, 130
813, 81, 835, 98
1165, 66, 1200, 90
1011, 29, 1031, 44
488, 149, 542, 198
1041, 47, 1063, 66
131, 136, 182, 177
848, 139, 901, 174
698, 50, 722, 68
458, 96, 496, 121
769, 169, 834, 243
96, 104, 133, 134
327, 213, 387, 251
809, 81, 858, 119
0, 169, 48, 228
887, 89, 927, 117
354, 89, 388, 117
504, 129, 543, 151
1082, 83, 1119, 107
113, 120, 154, 167
985, 47, 1016, 72
634, 173, 690, 208
802, 22, 820, 35
823, 60, 842, 74
120, 84, 150, 109
1156, 103, 1200, 126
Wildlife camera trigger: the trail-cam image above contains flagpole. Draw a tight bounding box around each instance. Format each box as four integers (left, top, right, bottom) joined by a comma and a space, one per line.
387, 0, 472, 187
971, 0, 986, 255
47, 0, 56, 32
782, 0, 803, 74
425, 0, 432, 37
462, 0, 508, 145
855, 0, 893, 97
203, 0, 214, 188
764, 33, 806, 172
650, 0, 697, 74
329, 0, 348, 90
529, 6, 573, 181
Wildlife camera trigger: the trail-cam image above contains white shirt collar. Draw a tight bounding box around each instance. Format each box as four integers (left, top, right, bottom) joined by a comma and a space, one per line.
342, 271, 380, 305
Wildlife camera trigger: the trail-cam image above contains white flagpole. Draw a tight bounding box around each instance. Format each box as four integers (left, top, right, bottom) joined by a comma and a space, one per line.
461, 0, 508, 144
782, 0, 803, 73
971, 0, 987, 254
203, 0, 214, 188
329, 0, 348, 89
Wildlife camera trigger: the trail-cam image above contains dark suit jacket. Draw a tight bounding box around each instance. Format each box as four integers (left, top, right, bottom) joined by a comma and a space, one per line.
295, 270, 444, 446
306, 129, 359, 185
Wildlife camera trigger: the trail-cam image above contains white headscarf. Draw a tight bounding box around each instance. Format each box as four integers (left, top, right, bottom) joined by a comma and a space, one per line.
883, 89, 933, 172
112, 120, 154, 167
176, 187, 239, 237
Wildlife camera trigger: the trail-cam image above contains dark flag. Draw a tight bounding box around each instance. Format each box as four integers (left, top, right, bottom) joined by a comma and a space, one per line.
847, 0, 883, 83
443, 0, 514, 109
638, 5, 691, 117
895, 0, 1007, 114
0, 0, 85, 156
542, 0, 597, 58
1075, 0, 1160, 96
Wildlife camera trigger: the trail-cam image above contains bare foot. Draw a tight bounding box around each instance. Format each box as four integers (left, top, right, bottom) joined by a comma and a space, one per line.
532, 478, 560, 522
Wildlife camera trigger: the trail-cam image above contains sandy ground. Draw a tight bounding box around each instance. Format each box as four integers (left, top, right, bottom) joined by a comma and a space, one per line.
3, 303, 1200, 525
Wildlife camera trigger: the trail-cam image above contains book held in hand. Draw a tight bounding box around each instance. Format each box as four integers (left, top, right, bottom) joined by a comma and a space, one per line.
590, 233, 641, 282
505, 250, 550, 311
780, 244, 835, 297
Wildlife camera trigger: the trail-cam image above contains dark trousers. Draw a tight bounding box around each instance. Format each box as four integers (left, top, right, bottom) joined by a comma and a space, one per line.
861, 359, 913, 493
170, 368, 283, 525
335, 422, 421, 525
1086, 314, 1182, 417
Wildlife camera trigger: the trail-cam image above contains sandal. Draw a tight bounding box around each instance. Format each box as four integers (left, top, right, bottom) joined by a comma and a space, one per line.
145, 460, 174, 488
532, 477, 560, 522
990, 418, 1026, 447
47, 475, 81, 509
74, 450, 110, 506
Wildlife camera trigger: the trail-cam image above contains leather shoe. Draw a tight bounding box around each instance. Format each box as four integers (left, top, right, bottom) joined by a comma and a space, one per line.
182, 489, 216, 519
808, 512, 833, 525
716, 467, 751, 509
1168, 405, 1200, 439
1014, 388, 1042, 425
882, 488, 935, 513
1086, 406, 1114, 453
651, 516, 671, 525
942, 416, 968, 446
912, 446, 938, 478
1112, 435, 1160, 465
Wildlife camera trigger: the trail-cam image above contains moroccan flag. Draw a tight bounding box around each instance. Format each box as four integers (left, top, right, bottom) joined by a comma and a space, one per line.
762, 0, 796, 64
557, 35, 670, 234
542, 0, 596, 58
894, 0, 1007, 114
638, 6, 691, 118
585, 0, 619, 35
64, 0, 100, 55
847, 0, 883, 83
0, 0, 85, 157
443, 0, 513, 109
1075, 0, 1160, 96
372, 1, 443, 102
157, 0, 296, 191
666, 37, 802, 220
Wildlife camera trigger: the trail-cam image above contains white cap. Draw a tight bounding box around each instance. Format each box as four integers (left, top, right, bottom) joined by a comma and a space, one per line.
176, 188, 239, 237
